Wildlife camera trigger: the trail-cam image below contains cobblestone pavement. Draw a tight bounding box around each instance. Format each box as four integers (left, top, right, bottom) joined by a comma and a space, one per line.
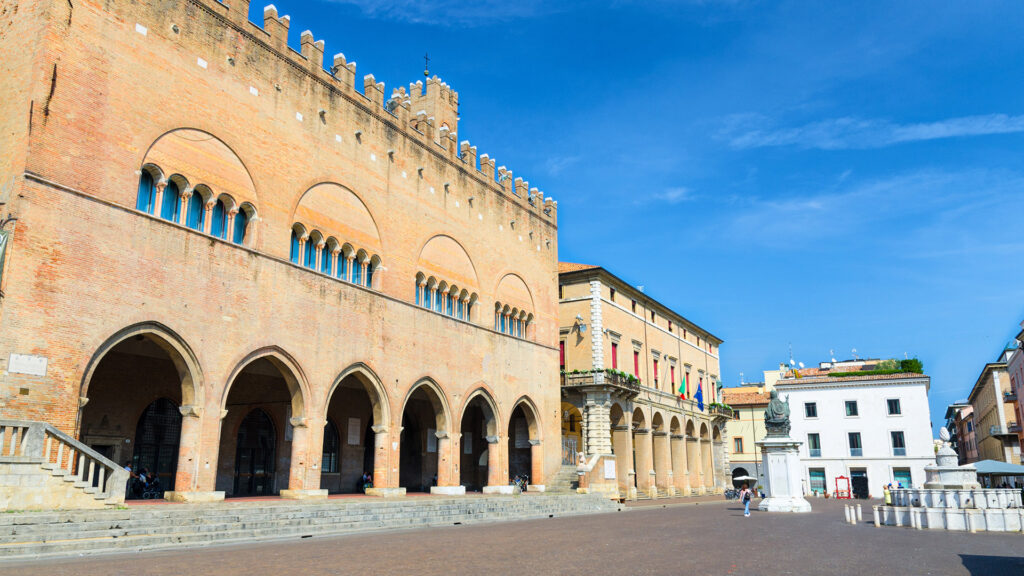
2, 498, 1021, 576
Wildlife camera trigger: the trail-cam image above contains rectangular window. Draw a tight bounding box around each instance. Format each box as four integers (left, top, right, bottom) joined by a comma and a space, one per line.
685, 372, 690, 397
633, 351, 640, 378
887, 398, 901, 415
845, 401, 859, 417
848, 432, 862, 457
611, 343, 618, 369
809, 468, 826, 494
734, 437, 743, 453
651, 310, 655, 321
893, 468, 911, 488
609, 287, 616, 301
967, 421, 973, 432
558, 284, 564, 299
668, 320, 673, 332
415, 286, 421, 306
559, 341, 565, 369
805, 402, 818, 418
808, 433, 821, 457
891, 431, 906, 456
670, 366, 676, 386
653, 359, 659, 386
631, 300, 637, 313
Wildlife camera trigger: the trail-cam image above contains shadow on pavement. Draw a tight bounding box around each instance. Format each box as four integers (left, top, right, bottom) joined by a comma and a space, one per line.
960, 554, 1024, 576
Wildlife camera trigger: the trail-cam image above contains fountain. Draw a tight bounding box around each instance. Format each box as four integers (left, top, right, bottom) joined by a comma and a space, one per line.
875, 428, 1024, 532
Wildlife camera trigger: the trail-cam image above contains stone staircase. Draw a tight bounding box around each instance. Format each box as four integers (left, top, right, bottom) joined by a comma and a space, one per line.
0, 493, 623, 562
543, 465, 580, 494
0, 420, 128, 511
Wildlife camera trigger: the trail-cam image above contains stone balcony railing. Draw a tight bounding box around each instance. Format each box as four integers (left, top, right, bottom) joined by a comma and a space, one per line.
708, 404, 736, 420
561, 370, 642, 398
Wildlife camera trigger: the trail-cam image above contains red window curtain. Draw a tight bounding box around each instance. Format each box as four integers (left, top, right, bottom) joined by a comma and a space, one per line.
633, 351, 640, 378
611, 343, 618, 369
559, 341, 565, 369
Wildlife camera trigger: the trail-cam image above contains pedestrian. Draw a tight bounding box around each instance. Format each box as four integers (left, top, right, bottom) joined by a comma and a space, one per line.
739, 483, 752, 517
883, 484, 891, 505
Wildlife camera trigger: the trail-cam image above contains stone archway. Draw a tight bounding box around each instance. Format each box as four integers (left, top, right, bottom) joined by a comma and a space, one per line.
399, 380, 451, 492
508, 397, 543, 487
216, 350, 312, 498
78, 323, 203, 496
669, 416, 687, 496
700, 422, 712, 491
322, 364, 390, 493
651, 412, 671, 497
609, 403, 633, 498
458, 389, 500, 491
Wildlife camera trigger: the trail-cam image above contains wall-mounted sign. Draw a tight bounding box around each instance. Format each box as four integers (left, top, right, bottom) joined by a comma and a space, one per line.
604, 459, 616, 480
9, 353, 47, 377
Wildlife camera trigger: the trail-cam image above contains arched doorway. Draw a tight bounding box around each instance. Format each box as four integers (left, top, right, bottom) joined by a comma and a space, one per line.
233, 409, 276, 497
609, 403, 632, 498
400, 382, 449, 492
217, 353, 306, 497
508, 398, 542, 486
732, 467, 750, 488
631, 408, 652, 496
322, 366, 388, 494
132, 398, 182, 491
561, 402, 583, 465
459, 392, 497, 492
78, 327, 200, 497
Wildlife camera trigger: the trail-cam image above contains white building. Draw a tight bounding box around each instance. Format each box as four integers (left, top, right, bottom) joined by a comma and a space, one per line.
775, 367, 933, 499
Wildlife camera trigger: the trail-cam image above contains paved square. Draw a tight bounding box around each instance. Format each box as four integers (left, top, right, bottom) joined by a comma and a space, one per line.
1, 499, 1021, 575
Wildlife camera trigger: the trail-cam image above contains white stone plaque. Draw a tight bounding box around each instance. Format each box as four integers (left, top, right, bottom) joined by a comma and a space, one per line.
604, 459, 616, 480
426, 428, 437, 453
9, 354, 47, 376
347, 418, 361, 445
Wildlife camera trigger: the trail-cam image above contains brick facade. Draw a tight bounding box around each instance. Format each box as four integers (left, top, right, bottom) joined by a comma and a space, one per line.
0, 0, 560, 499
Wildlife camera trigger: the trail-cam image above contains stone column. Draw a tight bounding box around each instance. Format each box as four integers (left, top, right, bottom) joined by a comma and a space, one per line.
612, 424, 634, 499
372, 425, 390, 487
225, 208, 238, 242
583, 392, 612, 456
330, 248, 341, 276
653, 430, 671, 495
702, 438, 713, 492
483, 434, 514, 494
152, 180, 166, 215
203, 201, 214, 234
634, 428, 654, 497
177, 187, 191, 226
298, 236, 308, 265
687, 436, 701, 494
530, 439, 544, 489
164, 405, 225, 503
430, 430, 465, 495
671, 434, 688, 496
281, 416, 327, 499
315, 241, 325, 272
713, 439, 727, 492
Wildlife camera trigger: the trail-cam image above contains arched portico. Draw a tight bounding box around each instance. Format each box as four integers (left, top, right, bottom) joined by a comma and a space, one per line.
399, 379, 452, 492
686, 420, 701, 494
651, 412, 671, 496
610, 403, 634, 499
215, 348, 319, 498
508, 396, 544, 487
77, 323, 204, 496
321, 363, 390, 493
632, 408, 654, 497
458, 387, 501, 491
700, 422, 712, 491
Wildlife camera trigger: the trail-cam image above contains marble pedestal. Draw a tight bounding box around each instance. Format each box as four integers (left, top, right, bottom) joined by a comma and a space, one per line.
757, 436, 812, 513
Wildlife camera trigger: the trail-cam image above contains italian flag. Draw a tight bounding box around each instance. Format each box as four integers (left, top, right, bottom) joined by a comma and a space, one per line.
678, 373, 688, 399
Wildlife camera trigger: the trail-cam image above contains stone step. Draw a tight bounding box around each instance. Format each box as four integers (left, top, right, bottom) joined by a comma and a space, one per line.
0, 495, 621, 561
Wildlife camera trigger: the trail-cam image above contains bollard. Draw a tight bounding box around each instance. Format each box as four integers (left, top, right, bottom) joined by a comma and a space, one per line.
967, 511, 976, 534
872, 505, 880, 528
913, 509, 922, 530
844, 505, 852, 524
856, 504, 863, 523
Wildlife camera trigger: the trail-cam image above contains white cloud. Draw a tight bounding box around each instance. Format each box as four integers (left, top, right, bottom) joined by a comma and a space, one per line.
653, 187, 694, 203
544, 155, 581, 176
722, 113, 1024, 150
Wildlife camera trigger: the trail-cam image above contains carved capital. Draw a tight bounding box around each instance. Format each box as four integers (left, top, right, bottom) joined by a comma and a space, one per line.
434, 430, 449, 440
370, 425, 388, 434
528, 438, 541, 446
78, 396, 90, 408
179, 405, 203, 418
485, 435, 500, 444
289, 417, 308, 428
228, 208, 240, 216
220, 409, 229, 420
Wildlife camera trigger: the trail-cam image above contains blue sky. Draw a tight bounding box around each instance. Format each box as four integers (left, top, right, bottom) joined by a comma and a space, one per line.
262, 1, 1024, 433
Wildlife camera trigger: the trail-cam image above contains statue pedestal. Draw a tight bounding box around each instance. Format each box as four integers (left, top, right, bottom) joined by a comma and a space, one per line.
757, 436, 812, 513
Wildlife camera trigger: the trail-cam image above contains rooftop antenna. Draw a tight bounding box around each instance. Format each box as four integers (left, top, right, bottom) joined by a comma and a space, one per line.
830, 349, 837, 363
852, 348, 859, 360
739, 372, 745, 385
423, 52, 430, 77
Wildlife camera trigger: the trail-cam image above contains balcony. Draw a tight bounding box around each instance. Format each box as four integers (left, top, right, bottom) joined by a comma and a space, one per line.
709, 404, 735, 420
990, 424, 1019, 437
1009, 422, 1022, 434
1006, 391, 1019, 403
561, 370, 642, 398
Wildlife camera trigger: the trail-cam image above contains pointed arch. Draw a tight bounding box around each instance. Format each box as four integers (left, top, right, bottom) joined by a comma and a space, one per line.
510, 395, 543, 441
324, 362, 390, 428
220, 346, 309, 419
402, 377, 452, 434
459, 385, 501, 438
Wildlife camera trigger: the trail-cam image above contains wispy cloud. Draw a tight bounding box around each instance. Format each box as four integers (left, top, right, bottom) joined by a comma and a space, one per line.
652, 187, 694, 204
721, 113, 1024, 150
319, 0, 560, 25
544, 155, 581, 176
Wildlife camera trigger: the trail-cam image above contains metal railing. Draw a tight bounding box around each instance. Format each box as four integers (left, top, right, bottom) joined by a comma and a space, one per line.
709, 405, 735, 419
562, 370, 642, 397
0, 419, 129, 504
562, 437, 579, 466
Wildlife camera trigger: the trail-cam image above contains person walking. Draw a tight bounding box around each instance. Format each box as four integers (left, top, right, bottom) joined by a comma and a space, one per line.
739, 483, 752, 517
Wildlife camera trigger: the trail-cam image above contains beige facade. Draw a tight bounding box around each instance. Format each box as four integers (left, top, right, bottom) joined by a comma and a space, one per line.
721, 386, 768, 487
968, 359, 1022, 464
558, 263, 731, 499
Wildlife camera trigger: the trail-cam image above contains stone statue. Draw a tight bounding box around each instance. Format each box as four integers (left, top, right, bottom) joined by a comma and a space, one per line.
764, 390, 791, 437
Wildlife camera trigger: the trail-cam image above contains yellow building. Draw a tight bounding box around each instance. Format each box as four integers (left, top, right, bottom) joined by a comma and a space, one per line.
558, 263, 731, 499
968, 352, 1022, 464
721, 386, 768, 488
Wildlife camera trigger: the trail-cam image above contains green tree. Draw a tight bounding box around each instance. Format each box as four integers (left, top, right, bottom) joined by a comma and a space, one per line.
900, 358, 924, 373
877, 359, 899, 371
